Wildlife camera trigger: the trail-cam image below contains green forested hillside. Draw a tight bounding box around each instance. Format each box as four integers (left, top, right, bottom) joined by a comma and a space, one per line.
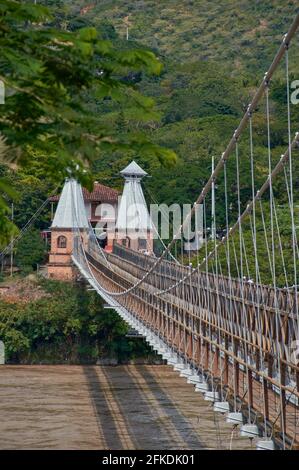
1, 1, 299, 284
63, 0, 299, 74
57, 0, 299, 210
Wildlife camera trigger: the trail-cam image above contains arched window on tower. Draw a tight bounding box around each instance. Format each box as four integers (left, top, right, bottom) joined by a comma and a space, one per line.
138, 238, 147, 250
57, 235, 67, 249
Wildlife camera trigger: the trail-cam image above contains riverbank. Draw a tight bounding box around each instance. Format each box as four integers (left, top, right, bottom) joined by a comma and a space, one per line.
0, 275, 155, 364
0, 365, 251, 450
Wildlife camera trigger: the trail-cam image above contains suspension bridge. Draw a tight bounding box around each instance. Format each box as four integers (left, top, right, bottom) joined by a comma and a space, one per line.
1, 12, 299, 451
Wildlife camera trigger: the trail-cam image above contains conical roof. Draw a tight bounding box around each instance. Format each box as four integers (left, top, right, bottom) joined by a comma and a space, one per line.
116, 174, 152, 231
51, 178, 89, 229
120, 160, 148, 178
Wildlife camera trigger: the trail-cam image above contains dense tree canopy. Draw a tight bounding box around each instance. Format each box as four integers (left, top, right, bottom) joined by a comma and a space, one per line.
0, 277, 153, 363
0, 0, 176, 244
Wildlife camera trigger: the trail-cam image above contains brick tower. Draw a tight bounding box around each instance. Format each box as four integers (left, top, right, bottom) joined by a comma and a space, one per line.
47, 178, 89, 280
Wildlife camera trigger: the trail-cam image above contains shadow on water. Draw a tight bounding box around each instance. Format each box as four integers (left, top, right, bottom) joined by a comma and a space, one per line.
83, 366, 123, 449
138, 366, 204, 449
84, 365, 203, 449
100, 365, 176, 450
104, 365, 204, 449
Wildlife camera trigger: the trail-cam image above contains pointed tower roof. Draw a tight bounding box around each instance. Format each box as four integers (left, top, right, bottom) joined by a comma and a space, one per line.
116, 162, 152, 231
120, 160, 148, 178
51, 178, 89, 229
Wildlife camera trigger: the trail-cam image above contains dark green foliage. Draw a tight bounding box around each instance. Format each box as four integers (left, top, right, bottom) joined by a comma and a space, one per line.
0, 0, 173, 171
0, 0, 177, 244
0, 278, 154, 363
15, 228, 47, 270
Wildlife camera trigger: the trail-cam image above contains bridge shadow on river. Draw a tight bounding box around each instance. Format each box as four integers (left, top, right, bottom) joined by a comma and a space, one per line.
0, 365, 251, 450
84, 365, 204, 449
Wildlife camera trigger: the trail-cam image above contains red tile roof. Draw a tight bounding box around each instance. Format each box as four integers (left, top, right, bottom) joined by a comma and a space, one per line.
50, 182, 119, 203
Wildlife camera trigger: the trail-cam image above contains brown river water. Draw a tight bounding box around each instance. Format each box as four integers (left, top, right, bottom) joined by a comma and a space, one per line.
0, 365, 251, 450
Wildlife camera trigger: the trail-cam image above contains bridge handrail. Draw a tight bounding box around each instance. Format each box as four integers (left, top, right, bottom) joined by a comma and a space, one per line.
111, 241, 299, 310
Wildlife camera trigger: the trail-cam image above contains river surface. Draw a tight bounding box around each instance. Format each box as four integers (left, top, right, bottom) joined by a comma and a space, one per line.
0, 365, 251, 450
